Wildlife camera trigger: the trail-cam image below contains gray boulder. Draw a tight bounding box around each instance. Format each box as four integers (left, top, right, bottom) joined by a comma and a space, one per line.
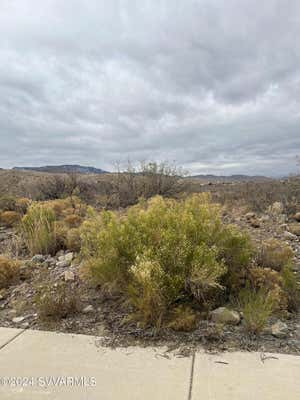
211, 307, 240, 325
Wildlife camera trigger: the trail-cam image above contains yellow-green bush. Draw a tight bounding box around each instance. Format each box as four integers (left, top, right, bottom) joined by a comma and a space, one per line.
0, 256, 20, 289
257, 239, 293, 271
281, 264, 300, 311
239, 287, 274, 334
82, 195, 254, 327
21, 204, 57, 255
0, 211, 21, 227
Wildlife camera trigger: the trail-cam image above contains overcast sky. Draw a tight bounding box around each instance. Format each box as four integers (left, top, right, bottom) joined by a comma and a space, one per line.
0, 0, 300, 176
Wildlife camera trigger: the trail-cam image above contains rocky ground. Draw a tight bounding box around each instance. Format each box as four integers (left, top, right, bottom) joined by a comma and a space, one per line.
0, 202, 300, 356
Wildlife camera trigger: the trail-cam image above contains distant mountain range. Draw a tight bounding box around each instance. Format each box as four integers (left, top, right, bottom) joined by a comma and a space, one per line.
189, 174, 270, 182
13, 164, 109, 174
10, 165, 271, 181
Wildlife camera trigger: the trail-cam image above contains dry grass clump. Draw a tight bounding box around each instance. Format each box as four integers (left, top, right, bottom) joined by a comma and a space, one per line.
0, 195, 17, 212
0, 195, 30, 215
239, 287, 274, 334
249, 267, 287, 311
239, 262, 300, 333
43, 197, 87, 219
35, 282, 80, 320
257, 239, 294, 271
167, 305, 198, 332
64, 214, 82, 228
81, 194, 254, 329
0, 211, 21, 227
20, 197, 87, 256
0, 256, 20, 289
15, 197, 31, 214
66, 228, 82, 252
21, 204, 57, 255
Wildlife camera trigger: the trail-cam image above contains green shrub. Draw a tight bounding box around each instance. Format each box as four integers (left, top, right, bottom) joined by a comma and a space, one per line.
281, 264, 300, 311
220, 228, 253, 292
21, 204, 57, 255
82, 195, 253, 327
239, 287, 274, 334
0, 256, 20, 289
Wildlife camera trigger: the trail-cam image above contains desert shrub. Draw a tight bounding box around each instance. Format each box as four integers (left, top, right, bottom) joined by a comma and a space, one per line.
34, 175, 70, 201
239, 287, 274, 334
35, 282, 79, 320
54, 221, 68, 250
108, 161, 186, 208
43, 197, 87, 219
64, 214, 82, 228
0, 211, 21, 227
281, 264, 300, 311
188, 244, 226, 306
257, 239, 294, 271
0, 256, 20, 289
200, 177, 300, 215
82, 194, 253, 327
128, 257, 167, 328
21, 204, 57, 255
0, 195, 17, 212
43, 198, 70, 218
66, 228, 82, 252
167, 305, 198, 332
220, 228, 253, 292
15, 197, 31, 214
249, 267, 287, 311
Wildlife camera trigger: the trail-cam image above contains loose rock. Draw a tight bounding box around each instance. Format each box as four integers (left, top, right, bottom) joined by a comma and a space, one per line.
211, 307, 240, 325
31, 255, 45, 264
288, 224, 300, 236
56, 260, 69, 268
294, 212, 300, 222
283, 231, 298, 241
245, 212, 256, 220
65, 253, 74, 263
271, 321, 289, 338
12, 316, 25, 324
64, 271, 75, 281
82, 305, 94, 314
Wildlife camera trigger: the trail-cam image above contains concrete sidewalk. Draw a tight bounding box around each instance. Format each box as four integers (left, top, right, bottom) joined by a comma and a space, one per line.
0, 328, 299, 399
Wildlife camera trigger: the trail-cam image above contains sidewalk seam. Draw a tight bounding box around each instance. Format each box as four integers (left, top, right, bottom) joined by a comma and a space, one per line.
187, 350, 196, 400
0, 329, 27, 352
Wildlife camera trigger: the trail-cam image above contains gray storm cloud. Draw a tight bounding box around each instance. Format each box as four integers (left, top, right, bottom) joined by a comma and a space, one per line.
0, 0, 300, 175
